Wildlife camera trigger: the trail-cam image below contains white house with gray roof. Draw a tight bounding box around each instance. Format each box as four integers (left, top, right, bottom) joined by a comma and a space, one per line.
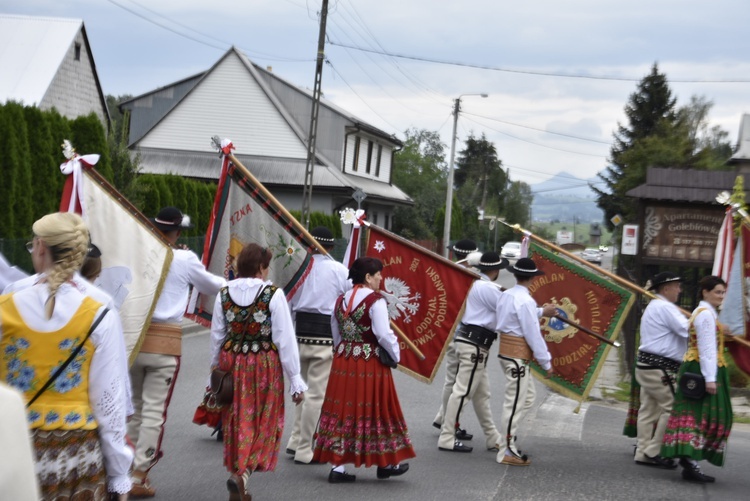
120, 47, 412, 229
0, 14, 109, 127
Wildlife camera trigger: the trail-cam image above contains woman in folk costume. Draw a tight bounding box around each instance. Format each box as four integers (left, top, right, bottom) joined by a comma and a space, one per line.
661, 275, 732, 483
209, 243, 306, 501
0, 212, 132, 500
313, 257, 415, 483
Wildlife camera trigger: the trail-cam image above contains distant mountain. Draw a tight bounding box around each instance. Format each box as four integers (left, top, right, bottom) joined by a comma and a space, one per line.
529, 172, 604, 223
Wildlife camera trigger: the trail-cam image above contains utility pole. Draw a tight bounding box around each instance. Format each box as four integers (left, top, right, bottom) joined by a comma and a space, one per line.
442, 97, 460, 257
301, 0, 329, 229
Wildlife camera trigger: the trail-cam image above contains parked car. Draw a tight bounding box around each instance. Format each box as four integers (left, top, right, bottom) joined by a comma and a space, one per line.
581, 248, 602, 263
501, 241, 522, 259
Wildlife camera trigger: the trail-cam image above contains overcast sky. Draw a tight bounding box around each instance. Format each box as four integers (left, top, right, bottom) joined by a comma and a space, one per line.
5, 0, 749, 189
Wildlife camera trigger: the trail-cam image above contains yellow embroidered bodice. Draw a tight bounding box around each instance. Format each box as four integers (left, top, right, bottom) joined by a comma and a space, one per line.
684, 307, 726, 367
0, 294, 101, 430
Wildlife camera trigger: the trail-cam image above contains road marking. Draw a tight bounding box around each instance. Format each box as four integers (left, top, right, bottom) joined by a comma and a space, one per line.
530, 393, 587, 441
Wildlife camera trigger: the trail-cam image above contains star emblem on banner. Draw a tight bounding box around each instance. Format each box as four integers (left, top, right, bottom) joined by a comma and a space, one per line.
374, 240, 386, 252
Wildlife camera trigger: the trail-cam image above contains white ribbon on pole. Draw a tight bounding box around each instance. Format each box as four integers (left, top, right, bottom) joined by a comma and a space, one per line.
60, 153, 100, 215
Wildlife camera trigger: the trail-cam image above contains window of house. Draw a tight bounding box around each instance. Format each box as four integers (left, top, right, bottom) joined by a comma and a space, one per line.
384, 214, 390, 230
74, 43, 81, 61
375, 144, 383, 177
352, 137, 361, 172
365, 140, 374, 174
372, 213, 378, 225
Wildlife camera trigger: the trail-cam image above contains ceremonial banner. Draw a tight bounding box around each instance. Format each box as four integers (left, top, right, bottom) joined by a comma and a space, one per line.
712, 209, 734, 282
719, 223, 750, 375
189, 155, 315, 325
364, 224, 476, 383
528, 242, 635, 402
77, 169, 173, 364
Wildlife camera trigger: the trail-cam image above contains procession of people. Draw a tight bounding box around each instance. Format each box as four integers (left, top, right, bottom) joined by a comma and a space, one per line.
0, 204, 741, 500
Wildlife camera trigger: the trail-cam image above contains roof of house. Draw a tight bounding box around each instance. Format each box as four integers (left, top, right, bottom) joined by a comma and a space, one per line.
136, 147, 413, 205
729, 113, 750, 165
1, 15, 80, 100
626, 167, 738, 203
120, 47, 401, 151
0, 14, 108, 124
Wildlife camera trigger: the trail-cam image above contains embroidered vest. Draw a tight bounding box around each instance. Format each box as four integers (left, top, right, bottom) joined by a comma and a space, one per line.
0, 294, 102, 430
684, 307, 726, 367
219, 285, 278, 355
333, 290, 386, 361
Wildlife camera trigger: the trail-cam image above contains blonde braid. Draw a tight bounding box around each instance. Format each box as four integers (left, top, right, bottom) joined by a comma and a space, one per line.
32, 213, 90, 318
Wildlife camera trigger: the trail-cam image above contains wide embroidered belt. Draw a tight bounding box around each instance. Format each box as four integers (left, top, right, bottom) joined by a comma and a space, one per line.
139, 323, 182, 356
498, 333, 532, 360
455, 323, 497, 349
296, 312, 333, 345
335, 341, 385, 361
637, 350, 681, 373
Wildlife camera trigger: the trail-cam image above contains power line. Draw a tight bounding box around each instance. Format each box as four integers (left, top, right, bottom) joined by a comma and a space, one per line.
326, 60, 403, 133
462, 111, 611, 145
328, 40, 750, 83
108, 0, 312, 62
462, 115, 607, 158
107, 0, 226, 50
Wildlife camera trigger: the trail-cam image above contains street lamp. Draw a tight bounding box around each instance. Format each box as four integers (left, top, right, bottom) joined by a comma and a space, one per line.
442, 93, 488, 257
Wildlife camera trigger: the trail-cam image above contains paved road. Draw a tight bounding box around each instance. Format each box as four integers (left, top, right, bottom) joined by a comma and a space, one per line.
146, 270, 750, 500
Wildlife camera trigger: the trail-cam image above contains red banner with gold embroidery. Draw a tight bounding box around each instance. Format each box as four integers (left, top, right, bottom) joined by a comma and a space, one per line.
364, 225, 477, 383
528, 242, 635, 402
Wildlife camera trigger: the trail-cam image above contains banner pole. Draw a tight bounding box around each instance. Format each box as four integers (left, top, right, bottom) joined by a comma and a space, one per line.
503, 221, 750, 350
361, 224, 427, 360
554, 315, 620, 347
227, 153, 329, 256
223, 161, 428, 360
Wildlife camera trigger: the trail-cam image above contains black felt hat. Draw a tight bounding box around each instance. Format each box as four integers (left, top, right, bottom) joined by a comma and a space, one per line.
452, 239, 479, 257
648, 272, 683, 291
87, 243, 102, 258
151, 207, 193, 232
311, 226, 335, 247
476, 251, 509, 272
509, 257, 545, 277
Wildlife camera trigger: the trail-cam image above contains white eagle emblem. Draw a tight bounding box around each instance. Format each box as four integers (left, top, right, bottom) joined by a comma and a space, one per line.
381, 277, 421, 323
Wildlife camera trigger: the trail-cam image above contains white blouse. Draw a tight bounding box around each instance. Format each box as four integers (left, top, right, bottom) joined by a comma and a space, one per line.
330, 287, 400, 362
0, 283, 133, 494
209, 278, 307, 395
692, 300, 719, 383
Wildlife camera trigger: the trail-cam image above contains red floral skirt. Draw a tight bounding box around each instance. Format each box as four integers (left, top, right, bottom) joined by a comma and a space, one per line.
220, 348, 285, 475
312, 348, 415, 467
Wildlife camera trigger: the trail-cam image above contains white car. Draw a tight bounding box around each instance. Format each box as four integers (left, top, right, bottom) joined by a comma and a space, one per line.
501, 241, 522, 259
581, 248, 602, 263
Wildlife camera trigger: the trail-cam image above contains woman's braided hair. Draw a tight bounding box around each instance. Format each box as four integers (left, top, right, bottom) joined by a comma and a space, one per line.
32, 212, 90, 318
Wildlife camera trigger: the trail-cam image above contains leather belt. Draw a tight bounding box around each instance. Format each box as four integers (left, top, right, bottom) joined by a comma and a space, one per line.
498, 333, 532, 360
296, 312, 333, 339
455, 323, 497, 349
637, 350, 681, 373
139, 323, 182, 356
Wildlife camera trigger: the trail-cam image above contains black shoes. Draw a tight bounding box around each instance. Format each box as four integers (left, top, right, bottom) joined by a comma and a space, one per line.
439, 440, 473, 453
679, 459, 715, 483
285, 448, 295, 456
376, 463, 410, 479
432, 421, 473, 441
635, 455, 677, 469
328, 470, 356, 483
456, 427, 473, 441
